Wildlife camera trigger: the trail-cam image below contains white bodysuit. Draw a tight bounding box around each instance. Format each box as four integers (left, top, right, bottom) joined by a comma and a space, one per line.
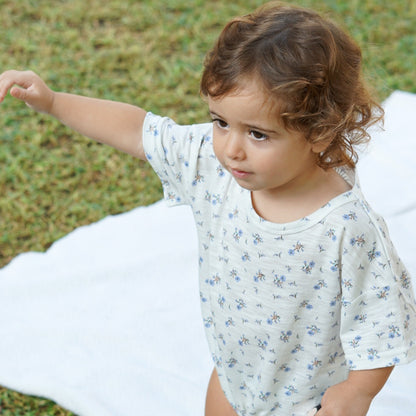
142, 112, 416, 416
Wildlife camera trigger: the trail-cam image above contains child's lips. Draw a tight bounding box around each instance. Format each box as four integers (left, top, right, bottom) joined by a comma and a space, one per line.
229, 167, 251, 179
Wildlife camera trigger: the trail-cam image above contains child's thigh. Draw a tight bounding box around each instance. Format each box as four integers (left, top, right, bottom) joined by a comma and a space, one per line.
205, 368, 238, 416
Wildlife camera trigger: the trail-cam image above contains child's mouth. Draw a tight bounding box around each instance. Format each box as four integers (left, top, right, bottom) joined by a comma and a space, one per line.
230, 168, 251, 179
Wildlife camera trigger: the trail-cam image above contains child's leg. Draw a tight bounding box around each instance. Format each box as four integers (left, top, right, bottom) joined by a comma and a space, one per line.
205, 368, 238, 416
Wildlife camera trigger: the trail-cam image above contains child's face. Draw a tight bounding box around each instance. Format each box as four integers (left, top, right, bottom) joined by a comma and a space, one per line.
208, 80, 323, 199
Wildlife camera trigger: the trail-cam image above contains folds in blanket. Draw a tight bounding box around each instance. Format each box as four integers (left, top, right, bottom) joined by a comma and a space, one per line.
0, 202, 212, 416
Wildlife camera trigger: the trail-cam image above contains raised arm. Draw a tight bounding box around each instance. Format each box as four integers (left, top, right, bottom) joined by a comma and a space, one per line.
0, 70, 148, 159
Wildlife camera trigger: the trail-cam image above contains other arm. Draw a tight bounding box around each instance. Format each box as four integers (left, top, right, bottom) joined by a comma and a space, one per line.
317, 366, 394, 416
0, 70, 147, 159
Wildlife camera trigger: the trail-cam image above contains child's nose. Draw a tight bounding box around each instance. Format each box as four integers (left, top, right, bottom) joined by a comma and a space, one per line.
225, 132, 245, 160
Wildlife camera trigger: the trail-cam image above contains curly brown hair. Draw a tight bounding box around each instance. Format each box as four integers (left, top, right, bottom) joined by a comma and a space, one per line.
200, 1, 384, 169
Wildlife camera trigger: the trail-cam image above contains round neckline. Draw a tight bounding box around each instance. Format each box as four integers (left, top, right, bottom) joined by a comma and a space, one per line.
242, 167, 359, 233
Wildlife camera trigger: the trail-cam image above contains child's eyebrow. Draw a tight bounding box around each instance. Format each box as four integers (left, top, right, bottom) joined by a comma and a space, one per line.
246, 124, 279, 134
208, 110, 222, 119
209, 110, 279, 134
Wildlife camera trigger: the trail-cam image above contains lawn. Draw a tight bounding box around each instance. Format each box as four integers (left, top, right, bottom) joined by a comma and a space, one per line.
0, 0, 415, 414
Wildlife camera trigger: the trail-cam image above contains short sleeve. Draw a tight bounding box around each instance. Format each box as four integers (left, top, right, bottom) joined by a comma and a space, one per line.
142, 112, 214, 207
339, 208, 416, 369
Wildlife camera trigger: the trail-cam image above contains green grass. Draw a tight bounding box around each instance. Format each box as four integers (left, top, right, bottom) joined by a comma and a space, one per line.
0, 0, 415, 414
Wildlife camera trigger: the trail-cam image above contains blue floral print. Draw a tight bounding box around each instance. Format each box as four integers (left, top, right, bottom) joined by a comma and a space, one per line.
143, 112, 416, 416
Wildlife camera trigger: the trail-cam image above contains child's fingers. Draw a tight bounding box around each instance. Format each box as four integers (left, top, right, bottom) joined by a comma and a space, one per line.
0, 70, 53, 113
0, 69, 37, 88
0, 74, 15, 103
10, 85, 29, 102
0, 70, 37, 103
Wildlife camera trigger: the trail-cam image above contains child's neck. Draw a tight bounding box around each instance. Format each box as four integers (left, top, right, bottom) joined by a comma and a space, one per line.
251, 168, 351, 224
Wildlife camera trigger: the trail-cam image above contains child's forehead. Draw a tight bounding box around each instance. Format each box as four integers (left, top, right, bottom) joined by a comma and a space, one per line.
209, 79, 282, 119
229, 76, 270, 98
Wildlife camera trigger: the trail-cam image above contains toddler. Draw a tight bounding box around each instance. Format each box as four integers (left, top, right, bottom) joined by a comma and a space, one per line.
1, 2, 415, 416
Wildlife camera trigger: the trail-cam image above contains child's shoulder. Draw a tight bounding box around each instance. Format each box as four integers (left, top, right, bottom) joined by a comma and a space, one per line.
330, 186, 391, 243
327, 181, 405, 276
322, 168, 398, 254
143, 112, 213, 141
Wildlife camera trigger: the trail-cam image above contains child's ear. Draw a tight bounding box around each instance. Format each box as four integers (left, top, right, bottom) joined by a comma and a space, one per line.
311, 137, 331, 154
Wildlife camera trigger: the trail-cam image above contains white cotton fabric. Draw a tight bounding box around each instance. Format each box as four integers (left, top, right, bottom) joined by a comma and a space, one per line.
143, 112, 416, 416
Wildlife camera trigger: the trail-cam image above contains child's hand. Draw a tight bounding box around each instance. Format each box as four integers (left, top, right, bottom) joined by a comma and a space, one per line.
0, 70, 54, 114
316, 379, 372, 416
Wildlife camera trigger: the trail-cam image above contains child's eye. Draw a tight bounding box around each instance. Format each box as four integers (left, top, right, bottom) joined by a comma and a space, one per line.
249, 130, 268, 141
213, 118, 229, 129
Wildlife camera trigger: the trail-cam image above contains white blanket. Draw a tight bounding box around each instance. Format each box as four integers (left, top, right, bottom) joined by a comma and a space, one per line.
0, 91, 415, 416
